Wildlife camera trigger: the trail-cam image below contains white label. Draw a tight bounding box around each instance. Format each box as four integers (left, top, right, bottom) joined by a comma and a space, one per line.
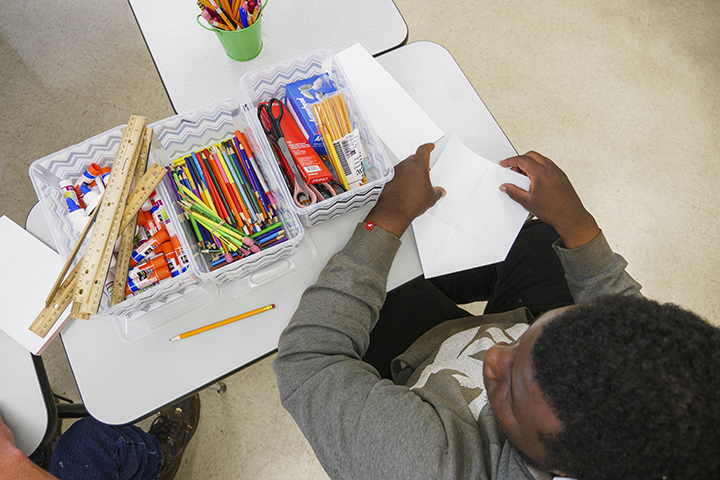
332, 129, 366, 189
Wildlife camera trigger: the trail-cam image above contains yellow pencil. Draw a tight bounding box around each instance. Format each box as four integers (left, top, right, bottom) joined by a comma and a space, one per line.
170, 304, 275, 341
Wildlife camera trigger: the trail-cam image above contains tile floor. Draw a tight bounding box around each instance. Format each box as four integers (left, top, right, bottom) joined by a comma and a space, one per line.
1, 0, 718, 478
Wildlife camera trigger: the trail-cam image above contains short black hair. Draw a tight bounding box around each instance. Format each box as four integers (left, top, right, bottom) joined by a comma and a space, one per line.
532, 295, 720, 480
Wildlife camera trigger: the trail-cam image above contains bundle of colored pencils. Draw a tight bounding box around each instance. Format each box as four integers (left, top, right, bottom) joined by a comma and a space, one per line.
198, 0, 261, 31
167, 130, 285, 271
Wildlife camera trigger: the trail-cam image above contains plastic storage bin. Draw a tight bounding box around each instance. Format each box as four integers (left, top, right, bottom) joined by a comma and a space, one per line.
28, 48, 390, 322
147, 100, 305, 284
28, 126, 200, 318
240, 48, 394, 226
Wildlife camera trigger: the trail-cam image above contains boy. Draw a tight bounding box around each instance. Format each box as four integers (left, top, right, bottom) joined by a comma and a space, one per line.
274, 145, 720, 479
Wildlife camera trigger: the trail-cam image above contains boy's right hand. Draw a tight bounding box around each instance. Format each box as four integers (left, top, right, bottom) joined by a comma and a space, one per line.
500, 151, 600, 249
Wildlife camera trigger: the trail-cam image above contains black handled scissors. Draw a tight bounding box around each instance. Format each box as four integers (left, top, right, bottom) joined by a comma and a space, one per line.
257, 99, 315, 207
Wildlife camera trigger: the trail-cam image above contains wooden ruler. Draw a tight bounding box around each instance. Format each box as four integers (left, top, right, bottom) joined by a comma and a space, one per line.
45, 206, 99, 307
112, 128, 152, 306
73, 116, 145, 309
30, 162, 167, 337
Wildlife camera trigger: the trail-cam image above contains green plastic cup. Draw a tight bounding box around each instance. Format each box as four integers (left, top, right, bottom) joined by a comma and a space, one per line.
196, 4, 266, 61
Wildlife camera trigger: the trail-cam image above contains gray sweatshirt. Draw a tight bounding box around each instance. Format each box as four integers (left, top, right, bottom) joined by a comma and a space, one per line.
274, 224, 641, 480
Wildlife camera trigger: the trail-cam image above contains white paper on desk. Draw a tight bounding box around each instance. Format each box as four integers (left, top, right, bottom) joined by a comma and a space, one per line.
0, 216, 71, 355
412, 134, 531, 278
337, 43, 444, 161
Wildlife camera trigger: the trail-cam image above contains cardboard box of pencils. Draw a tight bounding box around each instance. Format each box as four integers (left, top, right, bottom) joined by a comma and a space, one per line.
240, 49, 394, 226
147, 100, 305, 285
28, 126, 200, 319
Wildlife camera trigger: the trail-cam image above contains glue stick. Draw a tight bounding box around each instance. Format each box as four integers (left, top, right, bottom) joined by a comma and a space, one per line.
128, 255, 167, 282
170, 236, 189, 268
161, 241, 181, 277
131, 228, 170, 265
125, 265, 171, 296
100, 167, 112, 187
135, 211, 150, 241
144, 210, 160, 236
150, 206, 167, 230
74, 163, 102, 189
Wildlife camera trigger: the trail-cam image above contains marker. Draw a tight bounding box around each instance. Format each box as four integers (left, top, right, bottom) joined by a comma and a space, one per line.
170, 304, 275, 341
238, 6, 249, 28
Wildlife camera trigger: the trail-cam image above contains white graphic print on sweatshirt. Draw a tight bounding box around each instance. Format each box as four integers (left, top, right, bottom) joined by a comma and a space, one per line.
407, 324, 529, 420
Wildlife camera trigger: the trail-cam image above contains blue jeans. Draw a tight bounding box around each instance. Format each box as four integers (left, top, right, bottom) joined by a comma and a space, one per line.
49, 417, 163, 480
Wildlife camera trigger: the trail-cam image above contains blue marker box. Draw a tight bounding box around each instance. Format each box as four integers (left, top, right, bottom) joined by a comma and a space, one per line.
285, 73, 337, 156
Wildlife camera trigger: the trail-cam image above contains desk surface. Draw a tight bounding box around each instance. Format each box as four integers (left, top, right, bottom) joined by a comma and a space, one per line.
128, 0, 408, 114
28, 41, 516, 425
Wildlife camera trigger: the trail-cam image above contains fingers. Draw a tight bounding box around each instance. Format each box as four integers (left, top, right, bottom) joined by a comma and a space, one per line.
499, 182, 530, 208
500, 151, 546, 174
412, 143, 435, 168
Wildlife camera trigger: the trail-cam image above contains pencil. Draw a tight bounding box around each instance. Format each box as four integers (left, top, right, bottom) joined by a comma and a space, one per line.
169, 304, 275, 341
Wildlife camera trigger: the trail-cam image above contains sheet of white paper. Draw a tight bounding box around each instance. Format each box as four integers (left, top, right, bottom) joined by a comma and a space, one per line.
337, 43, 444, 161
0, 216, 70, 355
412, 134, 532, 278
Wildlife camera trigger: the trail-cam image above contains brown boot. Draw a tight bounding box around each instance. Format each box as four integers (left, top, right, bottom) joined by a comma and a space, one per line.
149, 394, 201, 480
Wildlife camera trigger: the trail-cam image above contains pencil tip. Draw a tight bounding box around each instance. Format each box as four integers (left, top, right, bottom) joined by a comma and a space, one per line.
170, 336, 180, 342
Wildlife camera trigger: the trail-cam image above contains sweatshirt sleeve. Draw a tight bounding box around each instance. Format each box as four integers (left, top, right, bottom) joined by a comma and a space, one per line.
553, 230, 642, 303
272, 224, 491, 480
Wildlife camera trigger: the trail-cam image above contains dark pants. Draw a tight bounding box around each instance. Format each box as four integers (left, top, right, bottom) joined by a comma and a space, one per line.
48, 417, 162, 480
363, 220, 574, 379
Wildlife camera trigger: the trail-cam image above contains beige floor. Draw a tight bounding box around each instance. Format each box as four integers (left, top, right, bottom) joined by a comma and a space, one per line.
1, 0, 719, 478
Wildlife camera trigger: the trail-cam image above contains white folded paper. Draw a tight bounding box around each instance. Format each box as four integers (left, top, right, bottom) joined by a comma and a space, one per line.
412, 134, 531, 278
0, 216, 70, 354
337, 43, 444, 161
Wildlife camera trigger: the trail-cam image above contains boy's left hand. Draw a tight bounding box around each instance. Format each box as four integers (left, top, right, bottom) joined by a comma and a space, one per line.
365, 143, 446, 237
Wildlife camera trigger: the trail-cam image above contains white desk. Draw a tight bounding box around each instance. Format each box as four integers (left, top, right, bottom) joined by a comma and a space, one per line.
127, 0, 408, 113
28, 42, 517, 425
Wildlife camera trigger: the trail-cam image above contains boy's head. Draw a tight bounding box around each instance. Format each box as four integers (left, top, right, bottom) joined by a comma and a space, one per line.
483, 295, 720, 479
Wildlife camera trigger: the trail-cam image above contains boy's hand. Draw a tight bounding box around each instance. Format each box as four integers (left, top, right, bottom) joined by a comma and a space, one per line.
500, 151, 599, 249
365, 143, 446, 238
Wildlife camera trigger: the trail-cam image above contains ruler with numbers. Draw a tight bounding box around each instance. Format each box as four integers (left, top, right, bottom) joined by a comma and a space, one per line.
30, 162, 167, 337
73, 116, 145, 308
112, 128, 152, 306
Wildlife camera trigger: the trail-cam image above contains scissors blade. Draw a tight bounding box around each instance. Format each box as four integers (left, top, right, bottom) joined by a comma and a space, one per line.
276, 136, 309, 198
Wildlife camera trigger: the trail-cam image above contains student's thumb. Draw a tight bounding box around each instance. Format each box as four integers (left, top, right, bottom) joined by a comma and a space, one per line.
435, 186, 447, 201
500, 183, 529, 208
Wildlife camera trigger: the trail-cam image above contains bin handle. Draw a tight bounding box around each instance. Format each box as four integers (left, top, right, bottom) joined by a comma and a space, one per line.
196, 0, 269, 32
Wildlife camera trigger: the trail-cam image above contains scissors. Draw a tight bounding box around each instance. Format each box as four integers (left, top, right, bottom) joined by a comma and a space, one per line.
258, 99, 317, 208
315, 178, 346, 199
